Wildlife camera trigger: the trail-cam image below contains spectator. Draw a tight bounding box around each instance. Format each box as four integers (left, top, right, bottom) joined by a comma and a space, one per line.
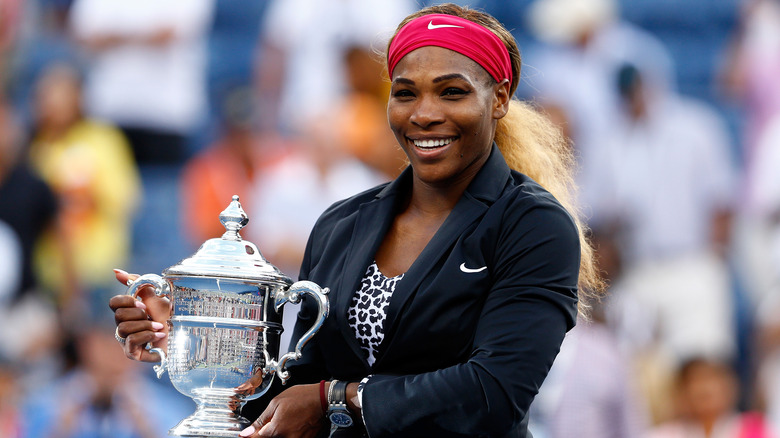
0, 98, 57, 302
0, 98, 62, 395
525, 0, 675, 216
179, 86, 268, 246
68, 0, 215, 165
254, 0, 414, 135
592, 63, 738, 423
647, 358, 776, 438
314, 45, 407, 180
28, 63, 140, 309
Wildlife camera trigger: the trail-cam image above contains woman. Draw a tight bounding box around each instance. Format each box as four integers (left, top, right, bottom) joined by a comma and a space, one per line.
110, 4, 601, 437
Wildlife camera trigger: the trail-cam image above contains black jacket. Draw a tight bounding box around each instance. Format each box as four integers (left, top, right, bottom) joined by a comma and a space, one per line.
245, 145, 579, 437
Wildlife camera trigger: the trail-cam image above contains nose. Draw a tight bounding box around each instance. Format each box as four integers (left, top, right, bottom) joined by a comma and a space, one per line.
409, 95, 444, 129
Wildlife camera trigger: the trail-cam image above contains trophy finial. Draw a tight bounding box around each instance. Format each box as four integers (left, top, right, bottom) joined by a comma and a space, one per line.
219, 195, 249, 241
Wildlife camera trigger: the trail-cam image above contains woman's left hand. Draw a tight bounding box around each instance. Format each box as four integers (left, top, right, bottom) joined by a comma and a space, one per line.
240, 383, 325, 438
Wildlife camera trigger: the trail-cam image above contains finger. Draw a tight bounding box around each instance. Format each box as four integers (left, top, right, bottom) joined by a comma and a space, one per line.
124, 330, 167, 362
113, 268, 140, 286
125, 326, 167, 344
116, 320, 165, 339
114, 306, 150, 324
109, 295, 147, 312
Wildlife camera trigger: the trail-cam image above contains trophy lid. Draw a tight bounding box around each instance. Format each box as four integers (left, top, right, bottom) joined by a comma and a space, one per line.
163, 195, 293, 286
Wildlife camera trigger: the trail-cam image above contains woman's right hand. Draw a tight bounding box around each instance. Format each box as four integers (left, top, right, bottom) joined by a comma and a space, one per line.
108, 269, 170, 362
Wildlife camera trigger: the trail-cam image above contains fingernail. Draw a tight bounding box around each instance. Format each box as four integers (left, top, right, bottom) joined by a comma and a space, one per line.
134, 300, 147, 310
239, 426, 255, 437
151, 322, 164, 330
114, 268, 128, 275
154, 332, 167, 339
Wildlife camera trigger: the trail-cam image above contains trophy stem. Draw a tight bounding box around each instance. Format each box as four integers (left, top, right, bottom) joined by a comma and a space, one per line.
169, 389, 249, 437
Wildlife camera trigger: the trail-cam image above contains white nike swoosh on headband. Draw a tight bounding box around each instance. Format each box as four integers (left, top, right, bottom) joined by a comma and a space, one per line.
428, 21, 464, 30
460, 263, 487, 274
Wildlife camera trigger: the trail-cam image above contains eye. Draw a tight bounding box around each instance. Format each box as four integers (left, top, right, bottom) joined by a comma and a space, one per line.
392, 89, 415, 99
441, 87, 469, 97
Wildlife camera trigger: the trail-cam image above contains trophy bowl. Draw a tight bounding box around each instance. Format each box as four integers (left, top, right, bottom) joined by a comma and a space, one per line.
126, 196, 329, 437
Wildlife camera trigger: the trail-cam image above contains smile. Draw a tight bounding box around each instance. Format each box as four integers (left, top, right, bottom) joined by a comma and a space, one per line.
412, 137, 456, 149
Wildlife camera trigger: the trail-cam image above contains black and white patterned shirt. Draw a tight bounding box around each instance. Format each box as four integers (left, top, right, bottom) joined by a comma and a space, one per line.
347, 261, 404, 366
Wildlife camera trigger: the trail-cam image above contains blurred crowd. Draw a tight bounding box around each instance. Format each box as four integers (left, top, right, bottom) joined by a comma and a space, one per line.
0, 0, 779, 437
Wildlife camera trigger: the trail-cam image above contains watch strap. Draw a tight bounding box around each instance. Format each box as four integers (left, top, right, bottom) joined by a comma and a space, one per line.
328, 380, 348, 406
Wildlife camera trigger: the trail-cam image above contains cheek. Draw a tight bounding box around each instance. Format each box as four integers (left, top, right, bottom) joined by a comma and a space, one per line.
387, 104, 405, 134
461, 109, 491, 138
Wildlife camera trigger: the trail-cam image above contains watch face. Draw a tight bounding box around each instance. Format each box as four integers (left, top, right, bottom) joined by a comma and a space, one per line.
329, 411, 354, 428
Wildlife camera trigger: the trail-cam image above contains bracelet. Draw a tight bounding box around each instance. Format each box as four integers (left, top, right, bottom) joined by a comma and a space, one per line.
319, 380, 328, 414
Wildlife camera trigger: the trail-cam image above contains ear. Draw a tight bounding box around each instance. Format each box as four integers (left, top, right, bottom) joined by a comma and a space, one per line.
492, 79, 511, 119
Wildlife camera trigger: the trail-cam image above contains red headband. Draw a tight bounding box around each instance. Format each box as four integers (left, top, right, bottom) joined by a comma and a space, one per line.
387, 13, 512, 84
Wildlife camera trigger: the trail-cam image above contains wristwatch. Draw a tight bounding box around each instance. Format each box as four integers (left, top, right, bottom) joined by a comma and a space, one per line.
327, 380, 354, 429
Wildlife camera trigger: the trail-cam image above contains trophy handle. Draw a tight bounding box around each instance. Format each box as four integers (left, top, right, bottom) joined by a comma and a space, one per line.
270, 280, 329, 384
126, 273, 170, 379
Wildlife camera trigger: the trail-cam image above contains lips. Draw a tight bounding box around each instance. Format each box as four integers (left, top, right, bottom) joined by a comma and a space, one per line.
411, 137, 457, 150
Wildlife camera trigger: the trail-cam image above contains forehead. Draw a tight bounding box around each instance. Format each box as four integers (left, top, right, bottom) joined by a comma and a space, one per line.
391, 46, 492, 84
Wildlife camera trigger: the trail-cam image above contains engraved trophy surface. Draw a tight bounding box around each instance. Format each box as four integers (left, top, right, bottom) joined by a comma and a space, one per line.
126, 196, 329, 437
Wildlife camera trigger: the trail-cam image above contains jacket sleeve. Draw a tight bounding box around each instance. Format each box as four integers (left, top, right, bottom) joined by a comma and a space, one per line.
361, 201, 580, 438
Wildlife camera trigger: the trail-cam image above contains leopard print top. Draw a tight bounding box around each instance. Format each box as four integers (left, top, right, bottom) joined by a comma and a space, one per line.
347, 261, 404, 366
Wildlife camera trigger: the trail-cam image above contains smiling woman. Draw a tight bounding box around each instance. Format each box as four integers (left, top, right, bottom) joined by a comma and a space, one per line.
109, 3, 602, 438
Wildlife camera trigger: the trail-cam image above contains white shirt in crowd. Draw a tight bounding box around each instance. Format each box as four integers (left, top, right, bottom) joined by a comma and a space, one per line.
69, 0, 214, 134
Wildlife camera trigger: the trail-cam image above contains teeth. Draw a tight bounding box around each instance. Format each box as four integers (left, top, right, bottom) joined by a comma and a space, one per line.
413, 138, 454, 148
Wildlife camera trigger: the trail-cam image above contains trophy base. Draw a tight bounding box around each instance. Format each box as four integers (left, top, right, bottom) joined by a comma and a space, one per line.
169, 389, 250, 437
169, 412, 250, 437
169, 417, 249, 438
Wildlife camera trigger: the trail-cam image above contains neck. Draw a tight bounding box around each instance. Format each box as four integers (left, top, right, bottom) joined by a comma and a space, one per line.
405, 150, 489, 217
406, 173, 471, 220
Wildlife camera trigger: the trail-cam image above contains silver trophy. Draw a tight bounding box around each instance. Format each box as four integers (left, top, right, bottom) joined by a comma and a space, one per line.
126, 195, 329, 437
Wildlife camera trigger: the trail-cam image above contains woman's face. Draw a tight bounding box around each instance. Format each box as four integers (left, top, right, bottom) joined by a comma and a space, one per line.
35, 70, 82, 132
388, 46, 509, 188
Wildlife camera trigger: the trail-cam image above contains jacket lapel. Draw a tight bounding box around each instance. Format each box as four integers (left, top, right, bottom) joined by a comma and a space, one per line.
333, 175, 407, 366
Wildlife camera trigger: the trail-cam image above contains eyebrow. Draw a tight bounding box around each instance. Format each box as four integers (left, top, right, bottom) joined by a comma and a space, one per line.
393, 77, 416, 86
433, 73, 470, 83
393, 73, 472, 85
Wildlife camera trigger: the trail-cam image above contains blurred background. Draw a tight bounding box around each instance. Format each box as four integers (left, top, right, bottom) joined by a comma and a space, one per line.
1, 0, 779, 436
